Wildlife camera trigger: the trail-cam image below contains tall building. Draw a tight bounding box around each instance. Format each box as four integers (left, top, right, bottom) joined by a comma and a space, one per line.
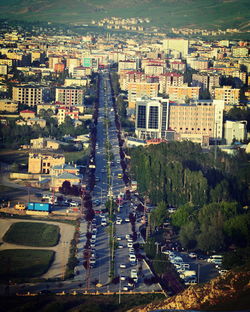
135, 97, 224, 145
55, 87, 84, 106
169, 100, 224, 144
162, 38, 189, 57
214, 86, 240, 110
127, 82, 159, 109
135, 96, 170, 139
13, 85, 50, 106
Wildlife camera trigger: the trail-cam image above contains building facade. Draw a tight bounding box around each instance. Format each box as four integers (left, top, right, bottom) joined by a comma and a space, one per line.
127, 82, 159, 109
55, 87, 84, 106
28, 153, 65, 174
13, 85, 50, 106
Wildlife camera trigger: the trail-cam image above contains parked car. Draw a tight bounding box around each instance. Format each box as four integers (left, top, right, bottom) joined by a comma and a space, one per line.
188, 252, 197, 259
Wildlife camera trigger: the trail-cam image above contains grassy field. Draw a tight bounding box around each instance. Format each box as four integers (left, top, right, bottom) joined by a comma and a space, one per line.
3, 222, 60, 247
0, 150, 28, 166
0, 249, 55, 280
64, 149, 89, 165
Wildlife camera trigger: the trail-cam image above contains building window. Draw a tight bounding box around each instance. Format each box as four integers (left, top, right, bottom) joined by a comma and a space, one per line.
137, 105, 146, 128
148, 106, 159, 129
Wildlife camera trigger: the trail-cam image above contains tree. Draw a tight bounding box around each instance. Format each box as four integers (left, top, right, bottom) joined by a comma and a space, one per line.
144, 237, 157, 259
179, 221, 197, 250
172, 203, 196, 228
151, 201, 169, 229
59, 181, 71, 195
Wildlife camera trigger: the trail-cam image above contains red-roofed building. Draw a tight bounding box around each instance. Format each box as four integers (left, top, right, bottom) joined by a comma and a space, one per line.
57, 106, 79, 124
20, 109, 36, 120
159, 72, 184, 94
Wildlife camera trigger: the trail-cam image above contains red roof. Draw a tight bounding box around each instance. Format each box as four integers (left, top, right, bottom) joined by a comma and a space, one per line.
20, 110, 35, 114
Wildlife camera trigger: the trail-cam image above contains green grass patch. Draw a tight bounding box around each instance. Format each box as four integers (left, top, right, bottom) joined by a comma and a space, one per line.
0, 184, 20, 194
3, 222, 60, 247
0, 249, 55, 280
64, 149, 89, 165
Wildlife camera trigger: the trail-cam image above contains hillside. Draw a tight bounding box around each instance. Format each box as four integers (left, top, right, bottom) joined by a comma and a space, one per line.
0, 0, 249, 30
129, 270, 250, 311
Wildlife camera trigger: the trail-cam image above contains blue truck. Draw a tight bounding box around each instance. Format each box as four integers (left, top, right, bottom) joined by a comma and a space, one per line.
27, 202, 51, 212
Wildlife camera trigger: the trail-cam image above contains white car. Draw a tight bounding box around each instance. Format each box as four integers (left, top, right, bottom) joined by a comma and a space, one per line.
120, 263, 127, 269
116, 219, 122, 225
120, 276, 126, 281
189, 252, 197, 259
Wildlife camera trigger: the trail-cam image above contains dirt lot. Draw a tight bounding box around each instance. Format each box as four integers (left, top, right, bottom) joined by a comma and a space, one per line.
0, 218, 75, 279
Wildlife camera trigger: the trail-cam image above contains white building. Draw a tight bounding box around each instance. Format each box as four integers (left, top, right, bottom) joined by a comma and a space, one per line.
224, 120, 247, 144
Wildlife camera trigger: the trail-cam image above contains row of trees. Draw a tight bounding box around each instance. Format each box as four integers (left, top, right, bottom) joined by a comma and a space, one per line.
172, 202, 250, 252
0, 116, 91, 149
129, 141, 249, 206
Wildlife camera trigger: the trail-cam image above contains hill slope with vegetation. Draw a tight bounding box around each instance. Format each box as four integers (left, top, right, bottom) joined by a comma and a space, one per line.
0, 0, 249, 29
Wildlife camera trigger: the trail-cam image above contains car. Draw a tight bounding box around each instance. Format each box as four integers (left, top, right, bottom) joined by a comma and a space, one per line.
219, 269, 228, 275
101, 220, 107, 226
120, 276, 126, 281
123, 285, 131, 291
116, 219, 122, 225
125, 217, 130, 222
185, 278, 197, 285
94, 200, 101, 206
70, 201, 80, 207
120, 263, 127, 269
116, 236, 122, 241
118, 244, 124, 249
189, 252, 197, 259
127, 242, 133, 248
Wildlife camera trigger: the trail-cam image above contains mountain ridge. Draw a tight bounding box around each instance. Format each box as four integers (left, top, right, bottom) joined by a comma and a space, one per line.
0, 0, 249, 30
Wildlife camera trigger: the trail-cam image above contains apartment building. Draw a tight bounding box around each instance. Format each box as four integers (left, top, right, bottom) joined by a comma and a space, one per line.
169, 59, 186, 72
144, 65, 164, 75
66, 57, 81, 74
189, 58, 210, 71
118, 60, 138, 73
214, 86, 240, 109
0, 99, 18, 112
0, 64, 8, 75
224, 120, 247, 144
127, 82, 159, 109
141, 58, 166, 71
168, 85, 200, 102
13, 85, 50, 106
48, 55, 63, 70
162, 38, 189, 57
55, 87, 84, 106
232, 47, 249, 58
28, 152, 65, 174
159, 73, 184, 94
